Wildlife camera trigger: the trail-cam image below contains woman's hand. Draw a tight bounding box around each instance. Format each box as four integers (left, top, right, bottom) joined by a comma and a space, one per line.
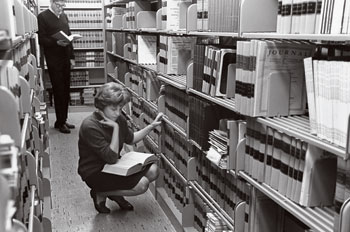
97, 110, 119, 128
150, 112, 164, 129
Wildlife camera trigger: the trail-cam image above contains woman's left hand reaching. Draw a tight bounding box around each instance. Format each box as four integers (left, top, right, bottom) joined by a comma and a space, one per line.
151, 112, 164, 129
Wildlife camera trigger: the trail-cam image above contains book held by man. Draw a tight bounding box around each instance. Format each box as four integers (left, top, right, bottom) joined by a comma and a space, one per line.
102, 151, 158, 176
51, 30, 82, 42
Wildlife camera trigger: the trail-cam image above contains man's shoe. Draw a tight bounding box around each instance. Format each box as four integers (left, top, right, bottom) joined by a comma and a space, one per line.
57, 124, 71, 134
65, 122, 75, 129
108, 196, 134, 211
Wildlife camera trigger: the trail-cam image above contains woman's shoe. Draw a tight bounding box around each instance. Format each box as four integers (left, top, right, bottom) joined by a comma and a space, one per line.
90, 190, 110, 213
108, 196, 134, 211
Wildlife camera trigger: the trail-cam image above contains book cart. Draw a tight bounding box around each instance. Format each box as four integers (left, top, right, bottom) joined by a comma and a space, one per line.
38, 0, 105, 107
0, 1, 52, 231
102, 0, 350, 231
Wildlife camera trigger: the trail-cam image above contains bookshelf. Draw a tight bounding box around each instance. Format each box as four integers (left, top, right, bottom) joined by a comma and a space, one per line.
0, 1, 52, 231
102, 0, 350, 232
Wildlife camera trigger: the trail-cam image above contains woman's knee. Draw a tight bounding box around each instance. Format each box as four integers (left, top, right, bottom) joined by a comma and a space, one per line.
133, 177, 150, 194
146, 164, 159, 181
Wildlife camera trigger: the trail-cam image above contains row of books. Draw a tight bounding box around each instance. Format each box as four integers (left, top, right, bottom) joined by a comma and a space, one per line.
192, 145, 250, 219
235, 40, 314, 117
0, 135, 20, 203
304, 56, 350, 148
162, 159, 190, 217
141, 103, 161, 144
64, 10, 103, 28
68, 88, 96, 106
204, 212, 231, 232
194, 194, 211, 232
70, 70, 90, 86
162, 123, 191, 178
71, 31, 103, 48
158, 35, 195, 75
1, 0, 37, 38
70, 92, 82, 105
105, 6, 126, 29
197, 0, 240, 32
206, 120, 230, 169
65, 0, 101, 4
188, 96, 234, 151
125, 1, 152, 30
123, 64, 161, 101
73, 51, 104, 67
163, 85, 189, 131
244, 118, 337, 207
279, 0, 350, 34
200, 45, 236, 98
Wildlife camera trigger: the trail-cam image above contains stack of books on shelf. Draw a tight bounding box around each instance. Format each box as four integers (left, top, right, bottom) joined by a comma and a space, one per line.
1, 0, 38, 38
244, 118, 337, 207
72, 31, 103, 48
137, 35, 157, 67
71, 70, 89, 86
0, 134, 19, 200
192, 145, 250, 220
74, 51, 104, 67
161, 0, 191, 31
105, 6, 126, 29
188, 96, 233, 151
162, 123, 191, 177
204, 212, 231, 232
197, 0, 240, 32
112, 32, 127, 56
70, 92, 81, 106
207, 126, 229, 169
82, 87, 95, 105
158, 36, 195, 75
235, 40, 315, 117
277, 0, 350, 34
303, 47, 350, 148
65, 0, 101, 7
126, 1, 151, 29
201, 46, 236, 97
65, 10, 103, 28
162, 158, 189, 216
163, 85, 189, 131
141, 104, 160, 144
194, 193, 210, 232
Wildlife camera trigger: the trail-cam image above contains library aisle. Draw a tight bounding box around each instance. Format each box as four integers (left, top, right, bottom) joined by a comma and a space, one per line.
48, 109, 176, 232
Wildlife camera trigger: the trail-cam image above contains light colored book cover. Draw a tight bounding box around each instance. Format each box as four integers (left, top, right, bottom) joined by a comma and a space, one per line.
51, 31, 82, 42
303, 57, 317, 134
253, 40, 314, 117
102, 151, 158, 176
137, 35, 157, 65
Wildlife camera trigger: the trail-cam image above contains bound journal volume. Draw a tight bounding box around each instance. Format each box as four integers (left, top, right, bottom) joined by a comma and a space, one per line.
102, 151, 158, 176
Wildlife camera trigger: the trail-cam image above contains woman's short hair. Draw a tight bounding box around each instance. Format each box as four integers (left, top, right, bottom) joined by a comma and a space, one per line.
94, 82, 131, 110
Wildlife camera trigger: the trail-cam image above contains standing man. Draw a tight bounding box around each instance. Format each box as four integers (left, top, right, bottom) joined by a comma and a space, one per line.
38, 0, 75, 133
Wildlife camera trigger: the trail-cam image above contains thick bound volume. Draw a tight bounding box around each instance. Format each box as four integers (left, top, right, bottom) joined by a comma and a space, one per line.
102, 151, 158, 176
51, 31, 82, 42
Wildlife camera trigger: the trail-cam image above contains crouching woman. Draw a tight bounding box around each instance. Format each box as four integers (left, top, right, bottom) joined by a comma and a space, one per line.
78, 82, 163, 213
